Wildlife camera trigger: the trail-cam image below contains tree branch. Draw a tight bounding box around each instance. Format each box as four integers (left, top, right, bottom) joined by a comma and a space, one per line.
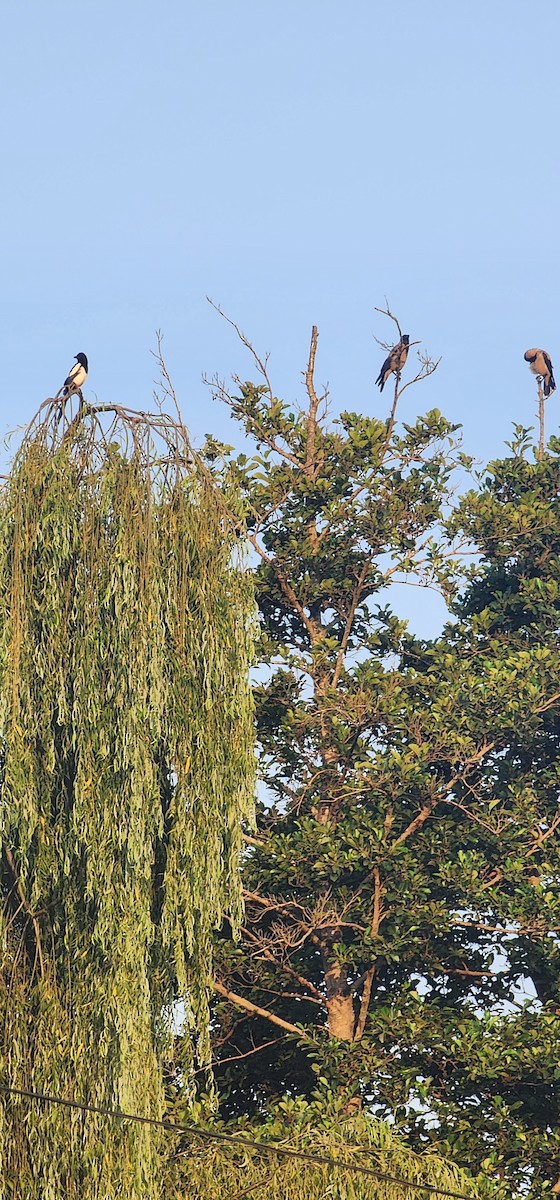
213, 980, 311, 1038
370, 866, 385, 938
354, 966, 375, 1041
304, 326, 320, 476
389, 742, 496, 853
331, 558, 373, 688
241, 926, 325, 1003
246, 531, 323, 645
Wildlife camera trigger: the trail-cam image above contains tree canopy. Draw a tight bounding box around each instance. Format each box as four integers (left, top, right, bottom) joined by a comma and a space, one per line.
4, 318, 559, 1199
204, 319, 560, 1198
0, 397, 255, 1199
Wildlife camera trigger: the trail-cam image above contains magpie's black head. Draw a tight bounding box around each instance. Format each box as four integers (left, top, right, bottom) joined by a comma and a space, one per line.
402, 334, 410, 345
75, 353, 88, 370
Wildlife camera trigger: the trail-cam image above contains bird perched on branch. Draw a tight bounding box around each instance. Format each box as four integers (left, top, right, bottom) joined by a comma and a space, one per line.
375, 334, 410, 392
524, 348, 556, 397
61, 352, 88, 396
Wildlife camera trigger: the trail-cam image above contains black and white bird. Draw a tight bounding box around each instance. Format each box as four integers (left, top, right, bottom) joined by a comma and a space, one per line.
61, 352, 88, 396
375, 335, 410, 392
524, 348, 556, 397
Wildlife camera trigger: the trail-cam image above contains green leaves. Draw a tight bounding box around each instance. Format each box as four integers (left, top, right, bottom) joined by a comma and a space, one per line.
207, 351, 560, 1197
0, 410, 255, 1199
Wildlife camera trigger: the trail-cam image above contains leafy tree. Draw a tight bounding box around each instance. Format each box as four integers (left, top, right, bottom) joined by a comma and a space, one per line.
0, 396, 254, 1200
420, 427, 560, 1195
204, 319, 560, 1198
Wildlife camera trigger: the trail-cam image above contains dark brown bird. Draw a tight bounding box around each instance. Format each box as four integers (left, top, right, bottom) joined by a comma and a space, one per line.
524, 348, 556, 397
376, 335, 410, 392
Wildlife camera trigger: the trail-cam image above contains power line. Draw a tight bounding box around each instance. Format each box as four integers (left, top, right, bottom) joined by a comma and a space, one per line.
0, 1082, 474, 1199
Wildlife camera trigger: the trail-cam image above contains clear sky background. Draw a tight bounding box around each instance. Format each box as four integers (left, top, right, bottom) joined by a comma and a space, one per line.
2, 0, 559, 626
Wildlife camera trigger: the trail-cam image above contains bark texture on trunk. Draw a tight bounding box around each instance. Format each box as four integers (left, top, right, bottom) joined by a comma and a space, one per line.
322, 948, 356, 1042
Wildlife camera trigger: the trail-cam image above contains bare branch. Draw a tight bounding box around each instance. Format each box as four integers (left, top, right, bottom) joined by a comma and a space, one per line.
242, 832, 267, 848
537, 377, 545, 461
398, 353, 442, 397
240, 926, 325, 1003
213, 980, 311, 1038
243, 890, 308, 915
374, 301, 403, 340
304, 326, 320, 476
208, 298, 274, 396
191, 1036, 285, 1076
383, 373, 401, 456
534, 689, 560, 714
452, 918, 560, 935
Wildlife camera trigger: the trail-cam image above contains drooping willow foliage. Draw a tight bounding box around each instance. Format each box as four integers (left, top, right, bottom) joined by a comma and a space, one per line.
169, 1104, 481, 1200
0, 396, 255, 1200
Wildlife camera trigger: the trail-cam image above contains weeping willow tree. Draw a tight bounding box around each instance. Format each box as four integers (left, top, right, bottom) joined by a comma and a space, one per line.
0, 391, 255, 1199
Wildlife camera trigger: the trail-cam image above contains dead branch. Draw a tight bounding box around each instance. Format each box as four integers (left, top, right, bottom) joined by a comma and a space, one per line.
304, 326, 320, 476
374, 301, 403, 341
208, 298, 274, 396
398, 352, 442, 398
537, 377, 545, 461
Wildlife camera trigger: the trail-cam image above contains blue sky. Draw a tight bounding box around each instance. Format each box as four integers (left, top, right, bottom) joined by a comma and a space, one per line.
2, 1, 558, 531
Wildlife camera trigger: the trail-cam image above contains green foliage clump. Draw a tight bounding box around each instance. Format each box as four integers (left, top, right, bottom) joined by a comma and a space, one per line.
168, 1096, 479, 1200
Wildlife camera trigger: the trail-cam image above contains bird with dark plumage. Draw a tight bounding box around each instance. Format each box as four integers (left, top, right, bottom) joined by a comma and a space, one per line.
62, 353, 88, 396
524, 348, 556, 397
375, 335, 410, 392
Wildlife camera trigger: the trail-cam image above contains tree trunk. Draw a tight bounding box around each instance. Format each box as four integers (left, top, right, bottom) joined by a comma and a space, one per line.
322, 946, 356, 1041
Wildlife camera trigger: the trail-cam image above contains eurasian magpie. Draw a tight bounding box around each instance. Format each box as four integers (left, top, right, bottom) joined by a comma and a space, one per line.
62, 352, 88, 396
